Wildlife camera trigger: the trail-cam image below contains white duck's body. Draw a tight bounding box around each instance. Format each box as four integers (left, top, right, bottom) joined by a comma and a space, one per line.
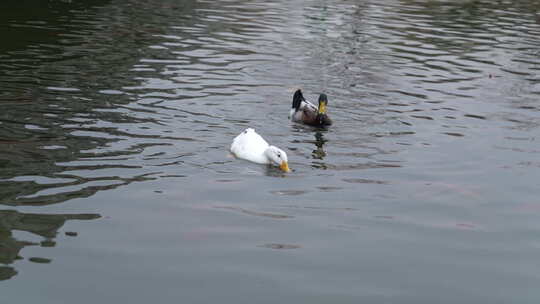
231, 128, 271, 164
230, 128, 290, 172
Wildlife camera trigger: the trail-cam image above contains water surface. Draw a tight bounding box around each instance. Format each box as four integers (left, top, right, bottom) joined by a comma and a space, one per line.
1, 0, 540, 303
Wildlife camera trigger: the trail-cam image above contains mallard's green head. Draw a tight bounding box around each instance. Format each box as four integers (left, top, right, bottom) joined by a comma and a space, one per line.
318, 93, 328, 115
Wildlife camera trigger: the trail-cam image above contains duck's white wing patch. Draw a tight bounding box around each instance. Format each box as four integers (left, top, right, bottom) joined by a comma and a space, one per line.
301, 100, 317, 111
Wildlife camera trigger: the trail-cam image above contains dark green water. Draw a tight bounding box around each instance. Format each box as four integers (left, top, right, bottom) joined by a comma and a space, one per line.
1, 0, 540, 302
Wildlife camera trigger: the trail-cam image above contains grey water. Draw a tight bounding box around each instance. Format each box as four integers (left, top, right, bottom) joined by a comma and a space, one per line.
1, 0, 540, 303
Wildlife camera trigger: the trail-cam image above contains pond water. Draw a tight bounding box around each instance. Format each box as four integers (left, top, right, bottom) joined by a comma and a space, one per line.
1, 0, 540, 303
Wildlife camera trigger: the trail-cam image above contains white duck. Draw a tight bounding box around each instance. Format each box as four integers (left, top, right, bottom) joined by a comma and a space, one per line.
230, 128, 290, 172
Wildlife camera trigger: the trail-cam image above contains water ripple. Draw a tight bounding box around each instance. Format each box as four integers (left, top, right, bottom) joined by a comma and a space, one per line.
2, 0, 540, 299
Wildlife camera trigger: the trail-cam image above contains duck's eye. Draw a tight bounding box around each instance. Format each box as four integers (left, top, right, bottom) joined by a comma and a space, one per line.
277, 153, 281, 158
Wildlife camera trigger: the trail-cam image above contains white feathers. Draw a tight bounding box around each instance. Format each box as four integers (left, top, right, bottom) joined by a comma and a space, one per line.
230, 128, 290, 172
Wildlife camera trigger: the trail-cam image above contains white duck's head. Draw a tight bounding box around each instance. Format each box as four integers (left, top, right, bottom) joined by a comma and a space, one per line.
265, 146, 290, 172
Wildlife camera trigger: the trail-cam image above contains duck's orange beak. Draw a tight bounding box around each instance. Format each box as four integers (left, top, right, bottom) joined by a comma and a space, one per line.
280, 161, 291, 172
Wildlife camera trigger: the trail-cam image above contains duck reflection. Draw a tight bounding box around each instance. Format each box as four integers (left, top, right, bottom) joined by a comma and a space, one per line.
0, 209, 100, 281
265, 165, 289, 177
311, 131, 329, 170
312, 131, 327, 160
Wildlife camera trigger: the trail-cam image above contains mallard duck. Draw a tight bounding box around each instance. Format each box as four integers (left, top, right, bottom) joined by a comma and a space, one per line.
230, 128, 290, 172
289, 89, 332, 127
